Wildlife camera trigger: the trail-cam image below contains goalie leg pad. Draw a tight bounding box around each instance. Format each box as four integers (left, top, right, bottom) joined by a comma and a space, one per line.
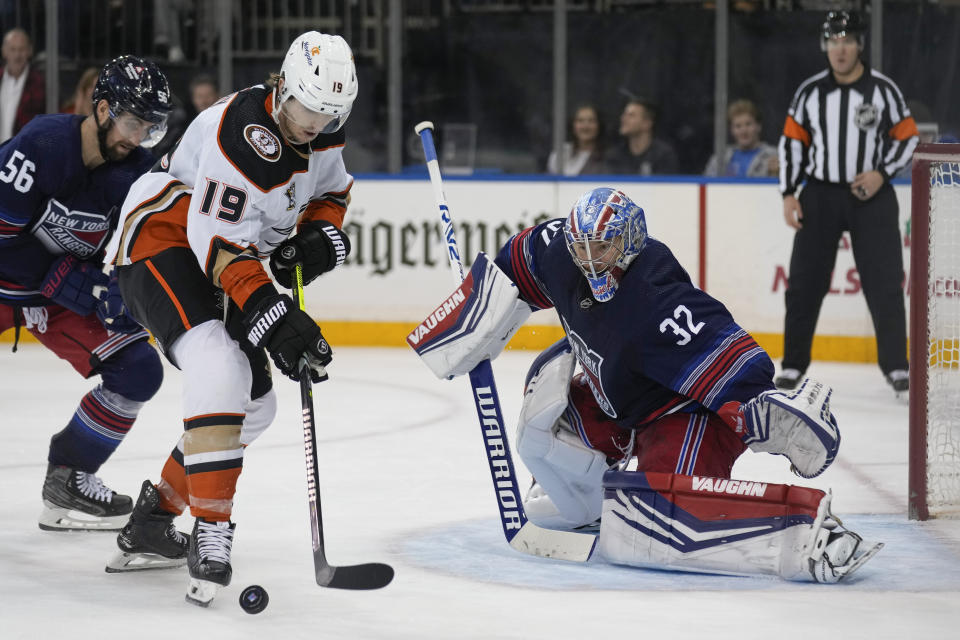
408, 252, 532, 379
516, 341, 608, 529
598, 470, 844, 580
736, 377, 841, 478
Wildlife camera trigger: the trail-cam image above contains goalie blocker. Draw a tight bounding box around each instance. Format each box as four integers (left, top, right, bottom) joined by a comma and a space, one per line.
408, 253, 532, 379
598, 470, 882, 583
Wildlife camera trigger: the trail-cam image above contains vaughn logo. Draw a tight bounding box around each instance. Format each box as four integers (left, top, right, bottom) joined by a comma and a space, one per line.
407, 287, 467, 347
691, 476, 767, 497
31, 199, 112, 258
244, 124, 281, 161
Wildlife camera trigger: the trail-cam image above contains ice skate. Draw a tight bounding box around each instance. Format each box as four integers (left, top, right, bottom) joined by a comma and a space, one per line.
886, 369, 909, 397
807, 497, 883, 583
39, 464, 132, 531
106, 480, 189, 572
185, 518, 235, 607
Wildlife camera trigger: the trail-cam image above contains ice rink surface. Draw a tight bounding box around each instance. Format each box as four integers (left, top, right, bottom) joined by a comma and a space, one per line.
2, 344, 959, 639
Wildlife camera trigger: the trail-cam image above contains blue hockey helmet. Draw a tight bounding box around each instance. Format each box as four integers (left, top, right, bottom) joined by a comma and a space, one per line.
563, 187, 647, 303
92, 55, 172, 148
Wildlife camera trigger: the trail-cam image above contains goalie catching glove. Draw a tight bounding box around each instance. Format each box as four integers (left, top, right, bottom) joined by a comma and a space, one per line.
269, 220, 350, 288
719, 377, 840, 478
243, 293, 332, 383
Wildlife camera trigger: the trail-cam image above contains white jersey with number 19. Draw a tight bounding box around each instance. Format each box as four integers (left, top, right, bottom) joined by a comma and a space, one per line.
104, 84, 352, 311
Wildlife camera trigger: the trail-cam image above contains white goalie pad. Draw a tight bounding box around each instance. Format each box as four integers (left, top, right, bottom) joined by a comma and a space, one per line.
740, 377, 841, 478
597, 471, 882, 582
408, 252, 531, 379
515, 341, 608, 529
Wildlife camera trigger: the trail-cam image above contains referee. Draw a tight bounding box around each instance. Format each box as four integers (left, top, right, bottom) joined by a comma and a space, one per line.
776, 10, 918, 395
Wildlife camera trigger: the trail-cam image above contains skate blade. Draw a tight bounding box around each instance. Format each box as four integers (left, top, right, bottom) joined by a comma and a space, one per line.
185, 578, 223, 607
837, 541, 884, 582
105, 550, 187, 573
38, 504, 128, 532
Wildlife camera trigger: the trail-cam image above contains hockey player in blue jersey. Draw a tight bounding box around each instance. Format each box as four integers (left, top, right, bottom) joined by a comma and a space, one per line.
0, 56, 172, 531
411, 186, 881, 582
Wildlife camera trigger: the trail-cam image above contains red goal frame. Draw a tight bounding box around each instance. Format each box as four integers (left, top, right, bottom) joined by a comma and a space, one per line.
909, 142, 960, 520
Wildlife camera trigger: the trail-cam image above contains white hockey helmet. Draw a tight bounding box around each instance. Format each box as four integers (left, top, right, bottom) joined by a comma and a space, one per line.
274, 32, 358, 135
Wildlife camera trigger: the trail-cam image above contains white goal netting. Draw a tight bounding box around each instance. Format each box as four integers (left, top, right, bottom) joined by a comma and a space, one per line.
922, 158, 960, 518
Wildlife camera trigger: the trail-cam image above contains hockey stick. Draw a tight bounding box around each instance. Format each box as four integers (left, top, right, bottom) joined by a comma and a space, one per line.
414, 121, 597, 562
293, 264, 394, 589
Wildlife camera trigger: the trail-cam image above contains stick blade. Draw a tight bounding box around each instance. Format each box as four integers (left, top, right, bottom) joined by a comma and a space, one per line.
508, 522, 597, 563
317, 561, 394, 590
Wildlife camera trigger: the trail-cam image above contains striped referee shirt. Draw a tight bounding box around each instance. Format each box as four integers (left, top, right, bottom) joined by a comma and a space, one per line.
778, 67, 919, 196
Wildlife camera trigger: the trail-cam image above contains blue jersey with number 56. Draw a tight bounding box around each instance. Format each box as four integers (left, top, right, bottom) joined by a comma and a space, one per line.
493, 218, 775, 429
0, 114, 153, 306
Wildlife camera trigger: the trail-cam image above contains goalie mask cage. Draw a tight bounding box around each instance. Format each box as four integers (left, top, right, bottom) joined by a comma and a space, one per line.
910, 143, 960, 520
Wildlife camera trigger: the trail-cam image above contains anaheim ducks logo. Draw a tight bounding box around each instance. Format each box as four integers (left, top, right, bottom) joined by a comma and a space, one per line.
853, 103, 879, 131
243, 124, 281, 162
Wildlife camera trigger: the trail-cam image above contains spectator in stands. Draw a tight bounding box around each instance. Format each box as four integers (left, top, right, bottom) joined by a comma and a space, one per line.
60, 67, 99, 116
153, 0, 189, 62
189, 73, 219, 116
0, 28, 44, 144
606, 98, 678, 175
704, 99, 778, 178
547, 104, 606, 176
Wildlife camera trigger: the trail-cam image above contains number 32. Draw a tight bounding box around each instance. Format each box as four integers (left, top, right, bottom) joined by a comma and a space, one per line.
659, 305, 704, 346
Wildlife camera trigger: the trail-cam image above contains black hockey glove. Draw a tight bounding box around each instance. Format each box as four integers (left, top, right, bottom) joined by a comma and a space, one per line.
243, 294, 332, 383
269, 220, 351, 289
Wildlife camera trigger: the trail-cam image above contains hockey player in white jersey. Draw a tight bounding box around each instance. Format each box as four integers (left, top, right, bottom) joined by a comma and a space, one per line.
102, 32, 357, 605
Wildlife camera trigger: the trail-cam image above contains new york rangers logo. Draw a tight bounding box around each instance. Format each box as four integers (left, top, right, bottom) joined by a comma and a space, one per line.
565, 326, 616, 417
31, 199, 112, 258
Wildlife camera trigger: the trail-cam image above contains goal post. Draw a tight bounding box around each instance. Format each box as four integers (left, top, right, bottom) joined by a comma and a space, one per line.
909, 142, 960, 520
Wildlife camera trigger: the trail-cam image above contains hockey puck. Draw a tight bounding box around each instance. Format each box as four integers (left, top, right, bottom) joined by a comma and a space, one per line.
239, 585, 269, 614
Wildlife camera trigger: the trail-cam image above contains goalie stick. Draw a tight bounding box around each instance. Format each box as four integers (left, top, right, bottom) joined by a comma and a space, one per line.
294, 264, 394, 589
414, 121, 597, 562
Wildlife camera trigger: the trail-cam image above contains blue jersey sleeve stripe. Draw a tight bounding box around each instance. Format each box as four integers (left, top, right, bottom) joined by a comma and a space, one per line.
677, 330, 755, 399
509, 228, 552, 310
0, 213, 28, 232
687, 334, 758, 399
700, 347, 768, 409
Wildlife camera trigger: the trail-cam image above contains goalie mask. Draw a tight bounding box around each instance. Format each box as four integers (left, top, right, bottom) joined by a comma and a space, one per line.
564, 187, 647, 303
273, 32, 358, 137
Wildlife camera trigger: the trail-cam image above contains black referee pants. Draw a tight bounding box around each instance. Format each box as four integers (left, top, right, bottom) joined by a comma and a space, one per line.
782, 180, 908, 376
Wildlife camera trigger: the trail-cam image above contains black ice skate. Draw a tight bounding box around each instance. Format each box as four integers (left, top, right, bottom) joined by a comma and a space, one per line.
185, 518, 236, 607
105, 480, 189, 573
39, 463, 133, 531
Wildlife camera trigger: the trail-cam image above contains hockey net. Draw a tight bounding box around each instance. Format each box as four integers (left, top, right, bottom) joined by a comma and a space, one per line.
910, 143, 960, 520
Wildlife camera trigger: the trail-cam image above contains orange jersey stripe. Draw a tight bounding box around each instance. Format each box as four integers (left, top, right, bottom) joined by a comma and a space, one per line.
126, 194, 191, 263
185, 468, 243, 520
300, 198, 347, 229
889, 115, 919, 141
782, 115, 811, 146
145, 258, 192, 330
219, 258, 273, 310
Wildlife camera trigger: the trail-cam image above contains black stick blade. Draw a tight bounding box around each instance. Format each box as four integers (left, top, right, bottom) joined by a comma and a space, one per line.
317, 561, 395, 590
